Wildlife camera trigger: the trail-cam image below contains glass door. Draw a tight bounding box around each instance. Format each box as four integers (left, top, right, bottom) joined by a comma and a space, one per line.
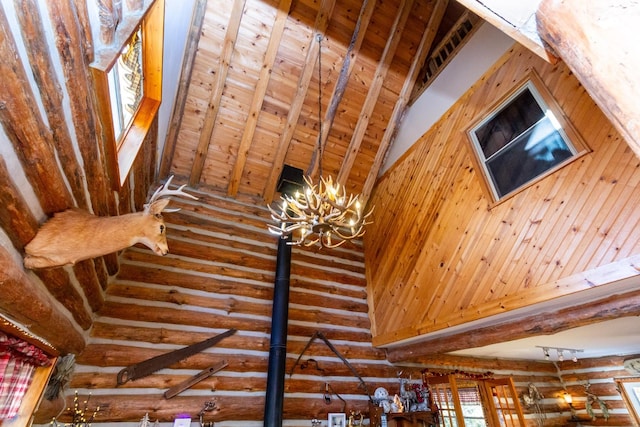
428, 375, 463, 426
427, 375, 487, 426
481, 377, 526, 427
424, 375, 525, 427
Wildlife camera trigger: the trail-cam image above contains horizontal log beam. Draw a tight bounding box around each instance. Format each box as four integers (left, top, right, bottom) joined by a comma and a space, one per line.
89, 322, 385, 360
386, 289, 640, 362
456, 0, 557, 63
119, 250, 367, 299
50, 394, 371, 423
76, 343, 392, 377
0, 246, 85, 354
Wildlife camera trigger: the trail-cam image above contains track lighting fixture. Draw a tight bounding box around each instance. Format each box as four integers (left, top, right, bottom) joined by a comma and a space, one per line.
536, 346, 583, 362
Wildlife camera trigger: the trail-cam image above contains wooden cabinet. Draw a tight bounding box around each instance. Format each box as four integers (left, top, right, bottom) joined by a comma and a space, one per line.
388, 411, 436, 427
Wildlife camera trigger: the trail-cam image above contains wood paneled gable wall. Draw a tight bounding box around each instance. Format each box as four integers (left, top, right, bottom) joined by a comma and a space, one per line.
366, 42, 640, 348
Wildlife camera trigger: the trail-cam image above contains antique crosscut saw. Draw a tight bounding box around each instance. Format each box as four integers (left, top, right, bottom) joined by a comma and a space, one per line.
116, 328, 236, 386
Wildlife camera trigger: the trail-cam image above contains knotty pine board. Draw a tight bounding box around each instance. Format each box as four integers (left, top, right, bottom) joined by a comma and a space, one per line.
367, 42, 640, 346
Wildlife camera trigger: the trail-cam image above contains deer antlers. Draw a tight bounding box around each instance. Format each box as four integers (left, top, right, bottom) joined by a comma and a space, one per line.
145, 175, 198, 213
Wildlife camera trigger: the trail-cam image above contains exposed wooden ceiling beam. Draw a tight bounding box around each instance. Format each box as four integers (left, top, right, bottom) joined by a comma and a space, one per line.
227, 0, 293, 197
189, 0, 246, 187
306, 0, 377, 180
262, 0, 337, 203
361, 0, 449, 205
386, 288, 640, 362
336, 0, 415, 186
537, 0, 640, 161
455, 0, 557, 63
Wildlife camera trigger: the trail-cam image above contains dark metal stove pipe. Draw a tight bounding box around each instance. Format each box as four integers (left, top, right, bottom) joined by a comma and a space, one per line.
264, 235, 292, 427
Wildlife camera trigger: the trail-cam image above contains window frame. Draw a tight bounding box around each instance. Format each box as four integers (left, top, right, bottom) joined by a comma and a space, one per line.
617, 377, 640, 426
466, 70, 590, 205
90, 0, 164, 189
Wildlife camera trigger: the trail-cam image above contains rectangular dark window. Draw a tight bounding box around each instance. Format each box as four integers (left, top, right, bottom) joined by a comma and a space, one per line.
467, 71, 589, 202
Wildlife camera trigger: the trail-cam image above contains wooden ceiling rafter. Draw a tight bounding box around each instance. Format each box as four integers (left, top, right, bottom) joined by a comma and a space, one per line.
455, 0, 557, 63
361, 0, 449, 204
189, 0, 247, 187
227, 0, 293, 197
167, 0, 460, 206
336, 0, 415, 187
537, 0, 640, 161
262, 0, 337, 203
306, 0, 377, 180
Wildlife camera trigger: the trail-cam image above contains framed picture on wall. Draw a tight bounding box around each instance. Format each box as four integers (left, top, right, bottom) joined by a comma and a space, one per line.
328, 412, 346, 427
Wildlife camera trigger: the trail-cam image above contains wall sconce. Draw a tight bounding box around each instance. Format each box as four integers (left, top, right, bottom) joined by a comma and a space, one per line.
536, 346, 583, 362
563, 392, 580, 420
563, 392, 573, 405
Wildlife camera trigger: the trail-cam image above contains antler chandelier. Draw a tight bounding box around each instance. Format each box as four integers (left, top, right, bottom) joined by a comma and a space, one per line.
268, 34, 372, 248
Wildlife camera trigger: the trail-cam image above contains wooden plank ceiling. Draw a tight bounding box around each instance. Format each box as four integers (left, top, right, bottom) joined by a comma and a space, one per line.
161, 0, 455, 204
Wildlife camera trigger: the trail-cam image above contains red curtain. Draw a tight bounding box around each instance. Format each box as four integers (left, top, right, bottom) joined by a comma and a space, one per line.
0, 331, 52, 419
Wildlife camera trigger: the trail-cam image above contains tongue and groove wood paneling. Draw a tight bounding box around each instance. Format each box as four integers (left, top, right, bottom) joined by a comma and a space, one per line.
165, 0, 441, 202
366, 43, 640, 349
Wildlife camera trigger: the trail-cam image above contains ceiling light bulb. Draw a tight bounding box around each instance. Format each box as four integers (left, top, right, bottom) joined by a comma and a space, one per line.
572, 350, 578, 362
543, 347, 550, 360
558, 349, 564, 362
563, 392, 573, 404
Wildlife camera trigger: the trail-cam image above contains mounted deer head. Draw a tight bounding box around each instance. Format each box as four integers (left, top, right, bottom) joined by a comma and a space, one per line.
23, 176, 197, 269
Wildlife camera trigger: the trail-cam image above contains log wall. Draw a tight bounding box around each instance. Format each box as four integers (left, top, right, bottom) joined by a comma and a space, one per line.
0, 0, 151, 355
554, 355, 639, 426
61, 191, 391, 424
45, 188, 636, 426
397, 351, 639, 427
366, 41, 640, 346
